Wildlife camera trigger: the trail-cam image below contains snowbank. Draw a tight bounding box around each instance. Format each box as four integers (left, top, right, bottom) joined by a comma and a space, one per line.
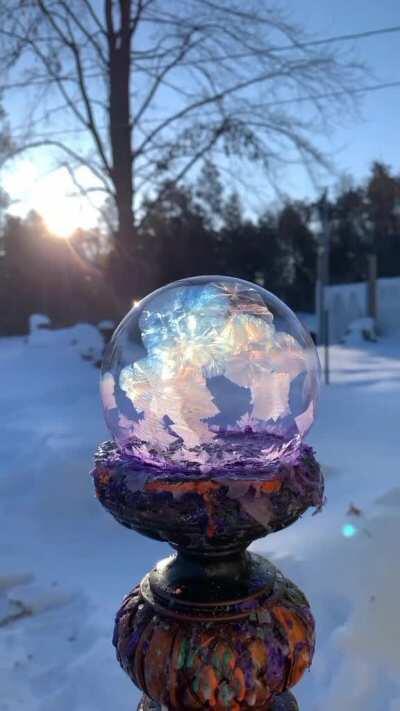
325, 276, 400, 343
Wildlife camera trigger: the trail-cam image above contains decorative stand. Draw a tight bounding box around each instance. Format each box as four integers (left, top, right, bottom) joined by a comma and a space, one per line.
92, 440, 323, 710
92, 274, 324, 709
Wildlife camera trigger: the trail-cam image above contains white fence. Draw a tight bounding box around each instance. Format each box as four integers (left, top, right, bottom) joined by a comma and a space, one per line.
323, 276, 400, 343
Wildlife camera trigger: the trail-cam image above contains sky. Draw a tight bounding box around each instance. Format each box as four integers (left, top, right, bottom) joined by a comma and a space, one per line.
282, 0, 400, 194
1, 0, 400, 236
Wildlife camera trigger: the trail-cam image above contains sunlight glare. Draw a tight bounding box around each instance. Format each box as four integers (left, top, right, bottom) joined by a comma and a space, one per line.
4, 160, 101, 238
35, 167, 99, 238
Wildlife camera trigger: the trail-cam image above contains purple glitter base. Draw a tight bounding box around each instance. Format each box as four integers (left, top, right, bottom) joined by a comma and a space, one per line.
92, 439, 324, 552
98, 432, 312, 479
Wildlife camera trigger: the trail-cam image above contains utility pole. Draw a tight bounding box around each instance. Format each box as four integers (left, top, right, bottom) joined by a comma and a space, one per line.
315, 190, 330, 385
367, 253, 378, 323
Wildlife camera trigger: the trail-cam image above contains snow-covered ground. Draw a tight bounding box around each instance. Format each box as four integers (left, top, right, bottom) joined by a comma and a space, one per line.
1, 317, 400, 711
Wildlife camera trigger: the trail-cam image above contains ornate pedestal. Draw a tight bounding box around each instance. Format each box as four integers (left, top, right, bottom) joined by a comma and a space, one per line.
115, 552, 309, 710
92, 440, 323, 710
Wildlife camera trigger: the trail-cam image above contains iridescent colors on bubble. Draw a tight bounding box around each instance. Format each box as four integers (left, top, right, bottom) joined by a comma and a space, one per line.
100, 276, 320, 468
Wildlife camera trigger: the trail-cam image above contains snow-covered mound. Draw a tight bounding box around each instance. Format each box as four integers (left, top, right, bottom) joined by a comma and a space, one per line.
28, 315, 104, 365
29, 314, 51, 332
325, 276, 400, 343
343, 317, 377, 345
1, 323, 400, 710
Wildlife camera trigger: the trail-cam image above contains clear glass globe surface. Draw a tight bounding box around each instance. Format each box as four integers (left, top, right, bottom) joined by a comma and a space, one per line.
101, 276, 320, 469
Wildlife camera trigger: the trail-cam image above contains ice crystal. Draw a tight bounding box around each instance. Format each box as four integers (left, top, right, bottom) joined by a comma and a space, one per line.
101, 276, 320, 467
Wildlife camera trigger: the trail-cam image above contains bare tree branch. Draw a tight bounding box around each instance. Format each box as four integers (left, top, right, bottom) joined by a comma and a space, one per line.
135, 28, 201, 124
36, 0, 111, 174
80, 0, 105, 35
5, 138, 111, 191
58, 0, 107, 66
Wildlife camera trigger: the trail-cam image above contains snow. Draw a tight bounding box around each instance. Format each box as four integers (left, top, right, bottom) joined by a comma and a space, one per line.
29, 314, 51, 331
97, 320, 115, 330
325, 275, 400, 343
342, 317, 377, 345
1, 319, 400, 710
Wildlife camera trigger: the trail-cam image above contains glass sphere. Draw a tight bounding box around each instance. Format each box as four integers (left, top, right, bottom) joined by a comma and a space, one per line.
101, 276, 320, 469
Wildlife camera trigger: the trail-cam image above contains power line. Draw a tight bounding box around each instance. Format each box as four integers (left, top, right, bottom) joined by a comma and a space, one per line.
1, 23, 400, 92
271, 24, 400, 51
178, 25, 400, 65
264, 80, 400, 108
8, 79, 400, 143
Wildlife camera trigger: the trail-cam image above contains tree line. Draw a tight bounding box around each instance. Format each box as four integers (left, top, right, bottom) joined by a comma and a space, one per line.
1, 160, 400, 335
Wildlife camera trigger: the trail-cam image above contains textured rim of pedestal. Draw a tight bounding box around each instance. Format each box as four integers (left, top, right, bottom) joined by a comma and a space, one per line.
92, 440, 324, 554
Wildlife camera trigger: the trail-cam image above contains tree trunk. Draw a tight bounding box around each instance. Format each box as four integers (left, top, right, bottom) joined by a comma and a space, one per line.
107, 0, 134, 256
106, 0, 139, 308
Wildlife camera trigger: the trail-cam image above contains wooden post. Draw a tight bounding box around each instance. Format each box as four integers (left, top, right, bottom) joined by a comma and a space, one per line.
324, 309, 330, 386
316, 192, 330, 383
316, 250, 324, 346
367, 253, 378, 324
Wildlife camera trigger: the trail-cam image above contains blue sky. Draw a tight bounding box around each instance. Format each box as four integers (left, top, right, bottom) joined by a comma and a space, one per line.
283, 0, 400, 191
2, 0, 400, 234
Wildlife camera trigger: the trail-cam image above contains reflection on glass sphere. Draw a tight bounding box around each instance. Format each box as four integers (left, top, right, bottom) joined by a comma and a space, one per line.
100, 276, 320, 469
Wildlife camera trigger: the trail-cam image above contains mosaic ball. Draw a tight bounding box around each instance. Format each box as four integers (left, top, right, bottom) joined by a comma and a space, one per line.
100, 276, 320, 469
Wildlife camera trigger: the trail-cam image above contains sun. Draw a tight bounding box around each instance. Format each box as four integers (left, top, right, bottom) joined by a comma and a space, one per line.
34, 167, 101, 238
41, 191, 93, 238
4, 160, 102, 238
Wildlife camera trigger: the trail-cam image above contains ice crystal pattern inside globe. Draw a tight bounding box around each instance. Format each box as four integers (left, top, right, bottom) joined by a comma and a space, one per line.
101, 276, 320, 469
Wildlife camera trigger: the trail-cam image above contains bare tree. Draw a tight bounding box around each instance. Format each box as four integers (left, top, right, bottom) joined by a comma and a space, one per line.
0, 0, 361, 292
